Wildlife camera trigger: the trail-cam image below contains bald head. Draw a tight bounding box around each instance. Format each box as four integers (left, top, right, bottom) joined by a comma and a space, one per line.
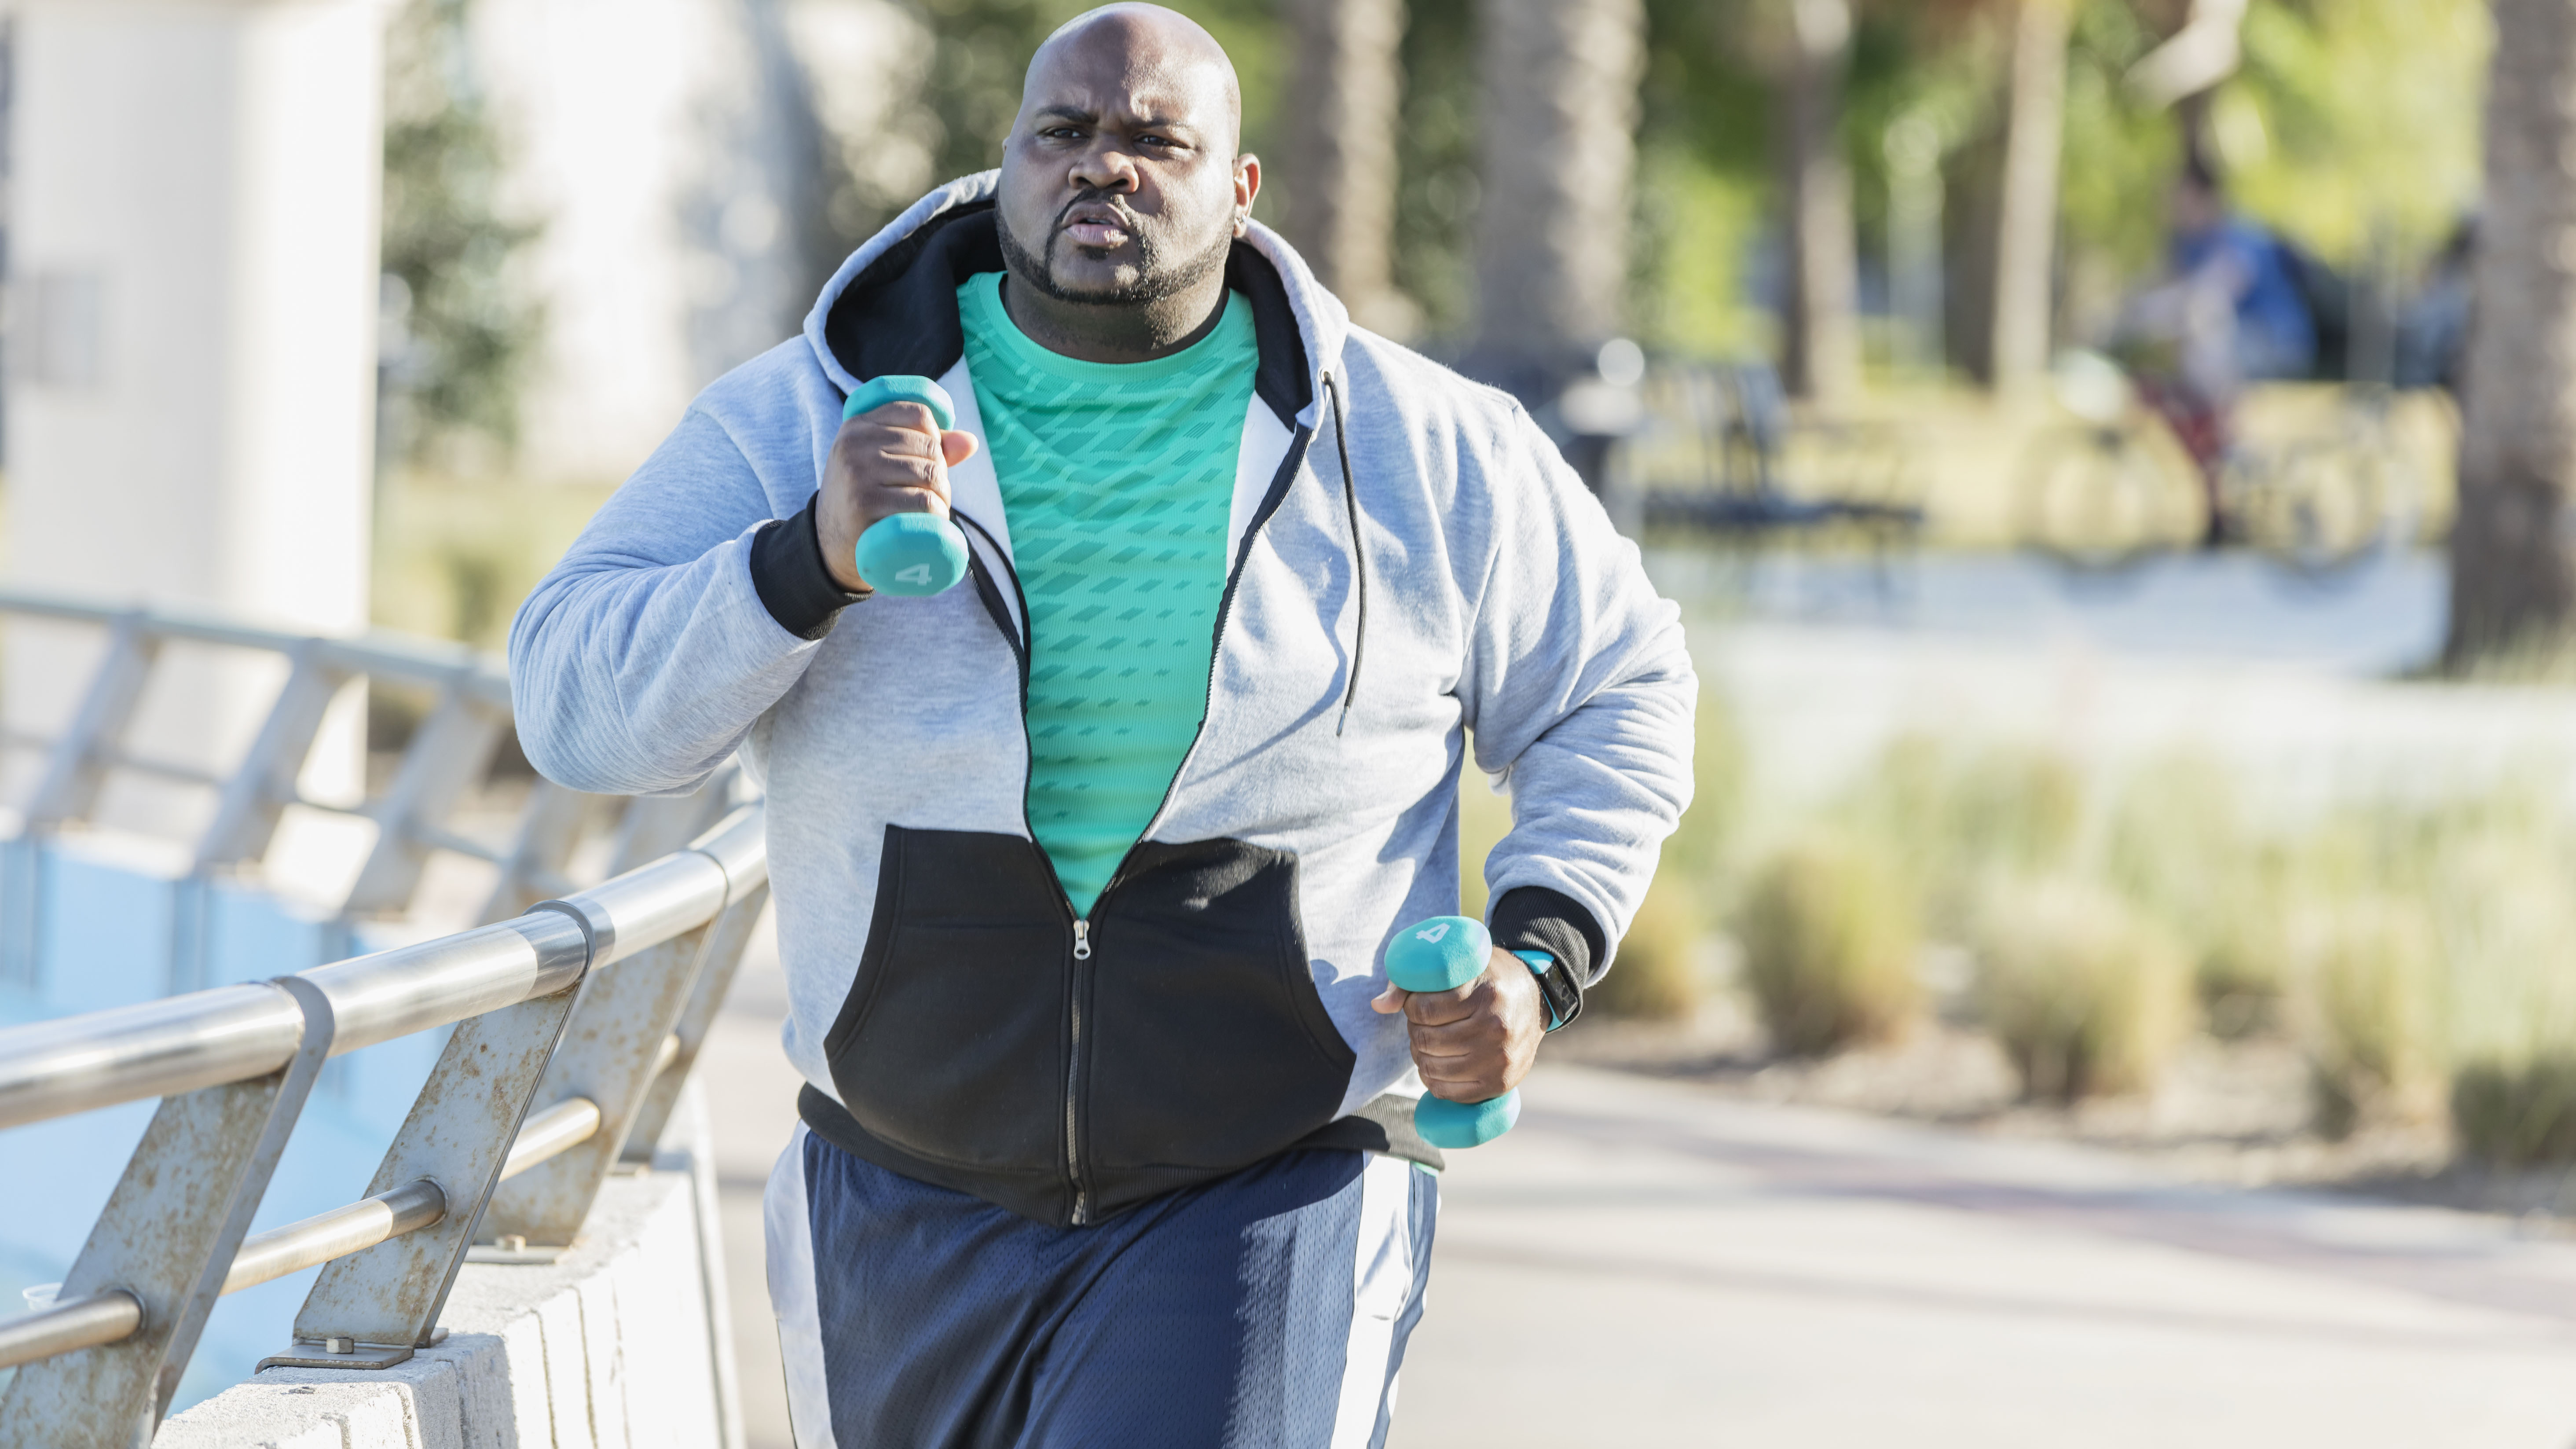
1028, 5, 1242, 153
992, 1, 1259, 359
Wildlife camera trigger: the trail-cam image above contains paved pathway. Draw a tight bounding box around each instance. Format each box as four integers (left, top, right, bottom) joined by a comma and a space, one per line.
698, 931, 2576, 1448
1392, 1066, 2576, 1448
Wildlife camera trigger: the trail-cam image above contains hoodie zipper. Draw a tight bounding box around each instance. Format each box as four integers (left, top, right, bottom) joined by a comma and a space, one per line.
957, 404, 1326, 1227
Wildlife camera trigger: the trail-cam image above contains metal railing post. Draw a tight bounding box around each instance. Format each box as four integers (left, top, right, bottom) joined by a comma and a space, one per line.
192, 641, 354, 875
337, 678, 505, 919
23, 612, 159, 830
479, 807, 759, 1245
478, 779, 591, 924
476, 907, 717, 1249
622, 810, 770, 1164
262, 910, 592, 1369
0, 977, 334, 1447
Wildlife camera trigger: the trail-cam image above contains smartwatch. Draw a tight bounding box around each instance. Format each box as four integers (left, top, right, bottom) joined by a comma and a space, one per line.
1510, 949, 1583, 1032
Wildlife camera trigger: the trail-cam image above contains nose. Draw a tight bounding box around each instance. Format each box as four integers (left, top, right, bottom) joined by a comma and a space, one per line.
1068, 140, 1140, 198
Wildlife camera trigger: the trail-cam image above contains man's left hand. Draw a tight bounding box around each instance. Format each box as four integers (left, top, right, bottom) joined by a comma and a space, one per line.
1370, 948, 1547, 1104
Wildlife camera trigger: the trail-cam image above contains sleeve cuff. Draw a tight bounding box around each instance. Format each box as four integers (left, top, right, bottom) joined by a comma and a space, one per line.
1490, 886, 1605, 987
751, 499, 864, 641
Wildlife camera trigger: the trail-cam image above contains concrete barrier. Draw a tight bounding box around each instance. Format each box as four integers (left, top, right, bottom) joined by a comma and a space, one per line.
159, 1115, 745, 1449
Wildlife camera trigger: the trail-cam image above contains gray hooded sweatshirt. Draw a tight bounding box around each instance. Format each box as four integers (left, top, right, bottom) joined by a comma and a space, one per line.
509, 175, 1696, 1227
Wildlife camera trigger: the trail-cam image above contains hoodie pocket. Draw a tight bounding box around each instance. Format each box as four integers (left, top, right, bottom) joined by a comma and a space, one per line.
1081, 838, 1357, 1186
824, 825, 1067, 1174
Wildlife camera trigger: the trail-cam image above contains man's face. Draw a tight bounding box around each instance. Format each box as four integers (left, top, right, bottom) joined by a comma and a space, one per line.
995, 20, 1255, 307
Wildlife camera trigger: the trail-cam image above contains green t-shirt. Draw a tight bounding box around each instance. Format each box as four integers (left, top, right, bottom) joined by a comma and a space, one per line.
956, 271, 1258, 916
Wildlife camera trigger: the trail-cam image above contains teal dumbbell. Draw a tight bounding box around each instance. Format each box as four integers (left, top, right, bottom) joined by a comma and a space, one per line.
842, 375, 970, 597
1384, 914, 1521, 1148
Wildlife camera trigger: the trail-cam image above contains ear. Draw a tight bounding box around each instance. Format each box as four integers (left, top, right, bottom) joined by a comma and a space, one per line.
1233, 154, 1261, 237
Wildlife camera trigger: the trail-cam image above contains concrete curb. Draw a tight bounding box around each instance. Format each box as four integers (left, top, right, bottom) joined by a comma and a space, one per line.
162, 1162, 728, 1449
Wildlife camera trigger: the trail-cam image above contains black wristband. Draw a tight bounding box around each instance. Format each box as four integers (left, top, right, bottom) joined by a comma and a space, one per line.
1491, 885, 1601, 1031
751, 498, 865, 641
1490, 886, 1603, 985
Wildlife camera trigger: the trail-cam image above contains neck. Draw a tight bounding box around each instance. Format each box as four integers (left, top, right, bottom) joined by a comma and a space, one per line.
1000, 274, 1230, 364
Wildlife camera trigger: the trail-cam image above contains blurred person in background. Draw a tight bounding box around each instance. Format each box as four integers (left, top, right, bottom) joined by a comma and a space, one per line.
507, 4, 1695, 1445
2115, 151, 2320, 543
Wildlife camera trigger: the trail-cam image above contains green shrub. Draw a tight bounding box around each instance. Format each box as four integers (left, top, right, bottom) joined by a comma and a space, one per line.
1844, 737, 2086, 936
2289, 899, 2445, 1138
1590, 874, 1706, 1020
2431, 833, 2576, 1164
1973, 876, 2192, 1102
2104, 752, 2283, 1035
1737, 833, 1923, 1056
2452, 1060, 2576, 1166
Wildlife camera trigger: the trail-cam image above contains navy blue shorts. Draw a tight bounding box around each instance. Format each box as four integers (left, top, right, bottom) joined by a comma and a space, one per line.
764, 1124, 1439, 1448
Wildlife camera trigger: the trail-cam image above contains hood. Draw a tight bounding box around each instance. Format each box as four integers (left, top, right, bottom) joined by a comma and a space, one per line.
799, 171, 1351, 435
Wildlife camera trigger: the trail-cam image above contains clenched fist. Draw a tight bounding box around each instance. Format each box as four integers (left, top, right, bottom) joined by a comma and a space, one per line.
1371, 947, 1547, 1103
816, 401, 981, 594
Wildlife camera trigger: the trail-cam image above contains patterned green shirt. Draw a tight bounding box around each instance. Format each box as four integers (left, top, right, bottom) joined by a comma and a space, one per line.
956, 271, 1257, 916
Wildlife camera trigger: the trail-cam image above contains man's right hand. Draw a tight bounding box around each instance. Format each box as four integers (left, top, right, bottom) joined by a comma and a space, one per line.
816, 402, 981, 594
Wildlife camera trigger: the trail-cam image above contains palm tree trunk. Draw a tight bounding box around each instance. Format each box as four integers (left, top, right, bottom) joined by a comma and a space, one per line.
1471, 0, 1645, 383
1780, 0, 1861, 404
1989, 0, 2070, 393
1282, 0, 1411, 334
2446, 0, 2576, 664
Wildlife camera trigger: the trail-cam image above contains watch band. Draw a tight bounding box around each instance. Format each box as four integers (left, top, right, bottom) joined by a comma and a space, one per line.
1510, 949, 1583, 1032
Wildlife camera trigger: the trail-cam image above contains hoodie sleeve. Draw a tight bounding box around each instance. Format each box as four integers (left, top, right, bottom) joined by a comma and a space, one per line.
1460, 405, 1698, 986
508, 404, 840, 796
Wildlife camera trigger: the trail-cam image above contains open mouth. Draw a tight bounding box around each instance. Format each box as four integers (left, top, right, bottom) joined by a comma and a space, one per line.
1057, 200, 1137, 251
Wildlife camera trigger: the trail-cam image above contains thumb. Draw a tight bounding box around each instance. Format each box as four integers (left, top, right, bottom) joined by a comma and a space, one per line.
941, 429, 980, 468
1370, 982, 1410, 1015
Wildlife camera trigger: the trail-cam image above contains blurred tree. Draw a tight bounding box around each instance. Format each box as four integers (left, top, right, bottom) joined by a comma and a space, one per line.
1628, 0, 1772, 360
1988, 0, 2072, 391
378, 0, 542, 466
1775, 0, 1863, 401
1389, 0, 1479, 336
2446, 0, 2576, 664
1280, 0, 1413, 334
915, 0, 1070, 183
1468, 0, 1646, 400
2217, 0, 2487, 263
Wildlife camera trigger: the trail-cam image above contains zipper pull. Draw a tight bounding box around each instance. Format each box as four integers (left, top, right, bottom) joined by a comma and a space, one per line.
1073, 919, 1092, 961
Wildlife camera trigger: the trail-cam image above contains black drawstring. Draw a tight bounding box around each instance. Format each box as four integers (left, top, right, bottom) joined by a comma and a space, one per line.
1325, 371, 1369, 736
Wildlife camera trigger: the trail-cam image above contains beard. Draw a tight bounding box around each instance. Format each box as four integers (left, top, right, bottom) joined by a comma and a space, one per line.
998, 189, 1232, 308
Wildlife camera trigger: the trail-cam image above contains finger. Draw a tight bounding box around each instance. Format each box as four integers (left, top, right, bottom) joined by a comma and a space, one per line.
1400, 981, 1480, 1028
835, 418, 942, 462
1406, 1016, 1502, 1065
856, 400, 945, 438
941, 429, 980, 467
868, 453, 954, 505
1416, 1059, 1504, 1101
1370, 983, 1409, 1015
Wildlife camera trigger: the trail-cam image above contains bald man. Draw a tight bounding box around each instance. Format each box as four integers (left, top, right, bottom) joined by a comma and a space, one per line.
511, 7, 1695, 1444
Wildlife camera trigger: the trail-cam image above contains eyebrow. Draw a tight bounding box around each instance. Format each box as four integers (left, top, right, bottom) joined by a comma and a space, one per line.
1031, 103, 1201, 137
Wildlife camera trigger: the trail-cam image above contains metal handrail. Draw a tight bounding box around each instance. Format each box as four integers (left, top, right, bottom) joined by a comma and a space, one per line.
0, 586, 512, 704
0, 595, 772, 1440
0, 799, 763, 1369
0, 587, 738, 962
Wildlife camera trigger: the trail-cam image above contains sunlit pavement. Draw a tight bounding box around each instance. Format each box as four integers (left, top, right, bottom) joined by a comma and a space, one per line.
700, 929, 2576, 1449
1390, 1064, 2576, 1448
